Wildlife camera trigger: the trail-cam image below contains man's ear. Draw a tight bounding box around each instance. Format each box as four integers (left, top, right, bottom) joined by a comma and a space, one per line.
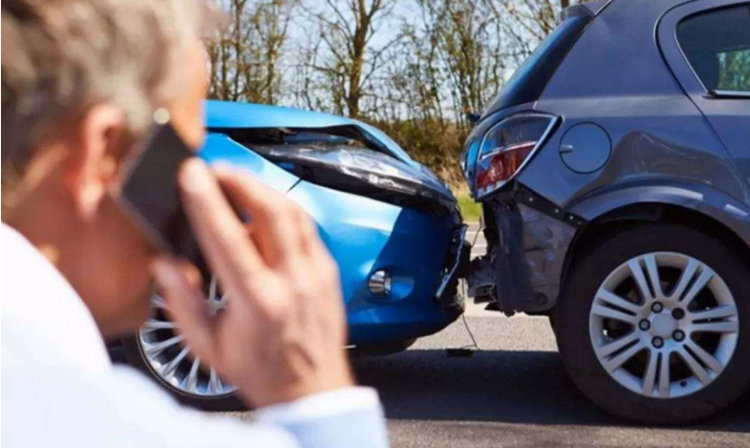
63, 104, 126, 219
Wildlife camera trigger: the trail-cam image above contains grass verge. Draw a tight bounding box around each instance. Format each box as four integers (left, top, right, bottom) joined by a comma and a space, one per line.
457, 193, 481, 222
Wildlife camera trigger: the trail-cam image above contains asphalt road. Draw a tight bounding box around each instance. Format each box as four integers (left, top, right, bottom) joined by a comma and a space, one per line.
349, 315, 749, 448
234, 225, 750, 447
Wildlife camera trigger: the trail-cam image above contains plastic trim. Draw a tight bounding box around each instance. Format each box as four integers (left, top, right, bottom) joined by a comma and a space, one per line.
435, 225, 468, 298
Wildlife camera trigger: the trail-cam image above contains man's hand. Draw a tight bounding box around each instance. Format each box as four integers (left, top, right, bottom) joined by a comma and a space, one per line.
150, 159, 353, 407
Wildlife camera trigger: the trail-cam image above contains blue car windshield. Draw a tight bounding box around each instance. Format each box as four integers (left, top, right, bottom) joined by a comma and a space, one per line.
482, 15, 590, 117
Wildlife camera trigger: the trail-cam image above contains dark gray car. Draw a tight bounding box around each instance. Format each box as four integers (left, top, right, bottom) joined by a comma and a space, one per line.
462, 0, 750, 423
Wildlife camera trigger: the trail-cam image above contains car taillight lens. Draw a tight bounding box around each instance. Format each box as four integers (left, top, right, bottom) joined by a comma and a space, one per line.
474, 114, 557, 198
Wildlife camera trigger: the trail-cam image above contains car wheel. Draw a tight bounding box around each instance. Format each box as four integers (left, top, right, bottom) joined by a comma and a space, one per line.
122, 279, 245, 411
554, 223, 750, 424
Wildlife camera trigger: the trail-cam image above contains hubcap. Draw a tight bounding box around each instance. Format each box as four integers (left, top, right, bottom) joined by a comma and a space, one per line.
589, 252, 739, 399
138, 277, 237, 397
650, 314, 677, 337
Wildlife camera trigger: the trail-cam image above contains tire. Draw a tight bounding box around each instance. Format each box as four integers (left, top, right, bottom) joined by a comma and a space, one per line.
122, 335, 246, 411
554, 223, 750, 424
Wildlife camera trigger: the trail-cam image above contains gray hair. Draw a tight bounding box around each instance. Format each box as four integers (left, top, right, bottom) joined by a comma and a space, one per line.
1, 0, 215, 194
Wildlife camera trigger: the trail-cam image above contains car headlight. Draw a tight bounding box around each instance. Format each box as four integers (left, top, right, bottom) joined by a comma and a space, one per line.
253, 144, 457, 215
474, 113, 557, 199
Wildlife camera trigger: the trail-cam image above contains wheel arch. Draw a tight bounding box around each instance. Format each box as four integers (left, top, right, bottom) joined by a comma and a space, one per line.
560, 184, 750, 308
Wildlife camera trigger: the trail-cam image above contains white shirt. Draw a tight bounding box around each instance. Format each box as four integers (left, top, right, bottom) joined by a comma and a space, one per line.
0, 223, 389, 447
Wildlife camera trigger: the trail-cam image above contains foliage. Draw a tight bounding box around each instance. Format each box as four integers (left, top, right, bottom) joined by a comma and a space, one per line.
206, 0, 297, 103
369, 117, 469, 185
718, 50, 750, 92
457, 193, 482, 222
207, 0, 582, 186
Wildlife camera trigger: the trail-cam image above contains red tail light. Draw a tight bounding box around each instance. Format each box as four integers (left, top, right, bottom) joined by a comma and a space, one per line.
475, 142, 536, 193
473, 114, 557, 198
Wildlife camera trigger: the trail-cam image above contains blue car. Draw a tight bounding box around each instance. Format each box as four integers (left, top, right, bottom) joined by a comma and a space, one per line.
119, 100, 467, 409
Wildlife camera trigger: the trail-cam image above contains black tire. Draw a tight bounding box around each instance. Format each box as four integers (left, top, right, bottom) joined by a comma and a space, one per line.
553, 223, 750, 424
121, 335, 246, 411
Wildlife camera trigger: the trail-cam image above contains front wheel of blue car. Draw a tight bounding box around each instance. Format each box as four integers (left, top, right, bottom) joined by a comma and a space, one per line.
121, 282, 420, 411
122, 281, 245, 411
554, 223, 750, 424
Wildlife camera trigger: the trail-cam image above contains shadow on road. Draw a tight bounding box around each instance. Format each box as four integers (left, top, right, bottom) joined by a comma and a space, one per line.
352, 349, 750, 432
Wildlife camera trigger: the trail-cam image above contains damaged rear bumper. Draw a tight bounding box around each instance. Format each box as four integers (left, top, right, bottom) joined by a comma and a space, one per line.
468, 185, 583, 315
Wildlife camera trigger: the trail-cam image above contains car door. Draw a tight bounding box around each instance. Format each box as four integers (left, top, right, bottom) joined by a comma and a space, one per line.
659, 1, 750, 198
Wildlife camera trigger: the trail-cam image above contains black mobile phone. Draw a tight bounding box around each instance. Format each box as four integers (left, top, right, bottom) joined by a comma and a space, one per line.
119, 122, 204, 267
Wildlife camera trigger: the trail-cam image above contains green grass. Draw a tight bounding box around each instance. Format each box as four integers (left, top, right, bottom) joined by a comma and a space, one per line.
457, 193, 482, 222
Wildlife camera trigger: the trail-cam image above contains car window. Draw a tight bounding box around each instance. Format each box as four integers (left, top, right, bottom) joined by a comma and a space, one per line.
677, 3, 750, 93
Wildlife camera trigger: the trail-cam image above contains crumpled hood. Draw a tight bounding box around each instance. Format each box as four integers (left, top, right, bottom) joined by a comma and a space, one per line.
253, 144, 457, 216
206, 100, 415, 167
205, 100, 456, 215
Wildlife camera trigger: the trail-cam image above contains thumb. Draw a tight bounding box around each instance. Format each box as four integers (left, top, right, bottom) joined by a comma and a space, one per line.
150, 257, 218, 368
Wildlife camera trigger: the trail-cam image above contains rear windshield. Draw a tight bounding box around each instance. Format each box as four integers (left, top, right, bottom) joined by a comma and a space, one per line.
482, 14, 590, 117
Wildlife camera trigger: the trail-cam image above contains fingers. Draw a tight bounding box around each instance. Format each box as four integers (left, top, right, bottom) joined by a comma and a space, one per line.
150, 256, 217, 366
212, 165, 320, 265
178, 159, 264, 292
211, 165, 341, 321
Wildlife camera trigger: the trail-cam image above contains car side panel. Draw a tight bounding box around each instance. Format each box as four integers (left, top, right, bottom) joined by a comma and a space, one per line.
568, 181, 750, 247
658, 0, 750, 199
694, 100, 750, 190
519, 0, 749, 210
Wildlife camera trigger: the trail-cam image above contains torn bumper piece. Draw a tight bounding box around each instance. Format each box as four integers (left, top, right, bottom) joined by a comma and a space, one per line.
468, 185, 583, 315
435, 224, 470, 313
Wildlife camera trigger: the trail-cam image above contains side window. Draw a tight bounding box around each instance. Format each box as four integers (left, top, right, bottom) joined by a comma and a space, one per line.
677, 4, 750, 93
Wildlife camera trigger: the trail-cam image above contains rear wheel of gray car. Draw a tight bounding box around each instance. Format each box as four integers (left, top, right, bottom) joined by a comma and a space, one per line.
554, 223, 750, 424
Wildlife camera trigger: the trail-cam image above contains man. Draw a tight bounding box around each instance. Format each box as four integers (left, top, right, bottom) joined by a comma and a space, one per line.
1, 1, 389, 447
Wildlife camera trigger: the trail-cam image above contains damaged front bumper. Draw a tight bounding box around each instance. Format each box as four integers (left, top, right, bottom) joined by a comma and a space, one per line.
467, 185, 584, 315
203, 100, 469, 344
435, 224, 470, 313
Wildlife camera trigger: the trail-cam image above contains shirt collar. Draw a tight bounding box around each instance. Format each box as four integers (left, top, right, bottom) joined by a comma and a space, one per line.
1, 223, 112, 372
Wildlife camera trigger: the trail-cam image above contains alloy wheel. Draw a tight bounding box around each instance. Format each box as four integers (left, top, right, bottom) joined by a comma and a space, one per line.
137, 277, 237, 397
589, 252, 739, 399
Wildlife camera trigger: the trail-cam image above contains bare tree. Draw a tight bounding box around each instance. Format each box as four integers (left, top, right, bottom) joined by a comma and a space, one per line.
206, 0, 296, 104
412, 0, 509, 126
204, 0, 597, 185
206, 0, 248, 101
306, 0, 397, 118
375, 20, 444, 124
